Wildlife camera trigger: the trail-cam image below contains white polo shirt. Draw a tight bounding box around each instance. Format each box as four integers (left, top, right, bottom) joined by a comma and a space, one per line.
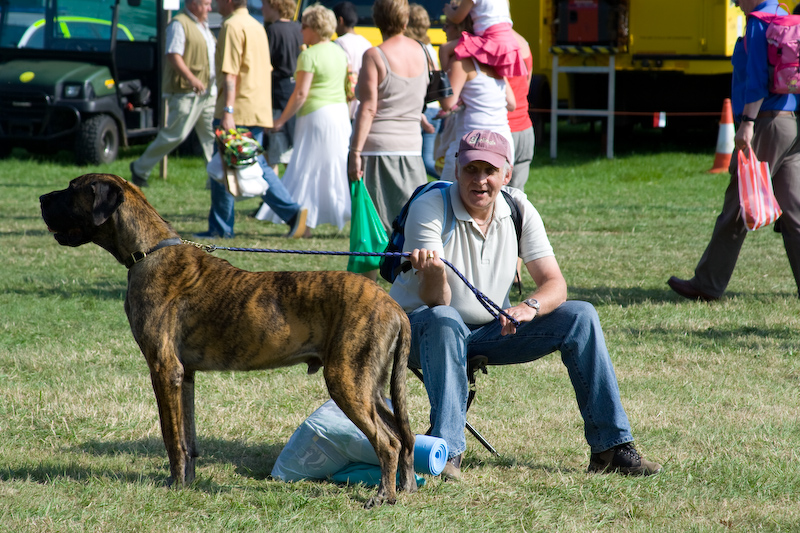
389, 184, 554, 325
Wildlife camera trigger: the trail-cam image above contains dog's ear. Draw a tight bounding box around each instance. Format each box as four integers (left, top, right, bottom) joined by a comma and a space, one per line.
91, 179, 124, 226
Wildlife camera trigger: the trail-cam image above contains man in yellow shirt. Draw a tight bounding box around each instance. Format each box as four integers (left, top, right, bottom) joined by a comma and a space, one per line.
195, 0, 307, 239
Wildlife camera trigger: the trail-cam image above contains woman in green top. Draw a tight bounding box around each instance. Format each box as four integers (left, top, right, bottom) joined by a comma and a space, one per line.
256, 4, 351, 235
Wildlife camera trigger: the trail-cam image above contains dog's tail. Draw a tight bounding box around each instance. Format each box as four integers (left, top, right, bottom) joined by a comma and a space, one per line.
389, 317, 415, 452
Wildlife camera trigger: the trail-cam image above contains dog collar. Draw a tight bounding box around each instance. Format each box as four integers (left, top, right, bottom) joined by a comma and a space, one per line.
125, 238, 184, 269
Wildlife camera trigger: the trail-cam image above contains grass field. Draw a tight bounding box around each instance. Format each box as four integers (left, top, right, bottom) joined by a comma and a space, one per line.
1, 125, 798, 532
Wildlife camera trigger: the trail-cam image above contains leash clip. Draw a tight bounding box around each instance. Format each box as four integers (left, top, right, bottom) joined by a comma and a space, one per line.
181, 239, 216, 253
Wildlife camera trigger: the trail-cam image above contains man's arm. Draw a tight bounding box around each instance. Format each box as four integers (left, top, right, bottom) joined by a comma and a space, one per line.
166, 53, 206, 94
221, 72, 237, 131
499, 255, 567, 336
736, 98, 764, 152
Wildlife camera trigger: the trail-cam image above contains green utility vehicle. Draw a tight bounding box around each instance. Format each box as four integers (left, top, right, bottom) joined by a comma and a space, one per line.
0, 0, 167, 164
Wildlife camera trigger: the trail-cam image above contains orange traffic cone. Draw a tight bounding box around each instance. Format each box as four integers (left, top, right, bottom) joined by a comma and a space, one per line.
709, 98, 735, 173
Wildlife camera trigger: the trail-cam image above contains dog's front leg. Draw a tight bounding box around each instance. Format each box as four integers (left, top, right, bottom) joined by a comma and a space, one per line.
149, 361, 191, 487
181, 370, 199, 483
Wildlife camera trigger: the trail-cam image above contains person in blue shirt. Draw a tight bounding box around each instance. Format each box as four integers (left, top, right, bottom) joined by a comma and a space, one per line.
669, 0, 800, 300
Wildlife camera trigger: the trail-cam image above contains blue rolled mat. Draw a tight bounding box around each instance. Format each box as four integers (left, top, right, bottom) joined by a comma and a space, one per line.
330, 464, 425, 487
329, 434, 449, 486
413, 434, 449, 476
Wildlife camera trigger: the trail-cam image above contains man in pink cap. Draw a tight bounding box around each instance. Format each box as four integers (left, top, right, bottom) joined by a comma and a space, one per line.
390, 129, 661, 481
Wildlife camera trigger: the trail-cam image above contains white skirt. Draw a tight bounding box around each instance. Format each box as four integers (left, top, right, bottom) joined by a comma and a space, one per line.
256, 103, 352, 229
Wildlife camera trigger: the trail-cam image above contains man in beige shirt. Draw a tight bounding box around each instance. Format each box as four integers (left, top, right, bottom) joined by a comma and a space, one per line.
195, 0, 307, 239
129, 0, 216, 188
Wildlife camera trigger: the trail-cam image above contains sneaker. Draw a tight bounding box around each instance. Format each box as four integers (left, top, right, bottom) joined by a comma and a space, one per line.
440, 454, 462, 481
588, 442, 661, 476
285, 207, 308, 239
129, 162, 148, 188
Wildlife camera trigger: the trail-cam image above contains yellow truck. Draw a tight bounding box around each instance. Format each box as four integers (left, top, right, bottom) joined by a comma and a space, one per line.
294, 0, 798, 144
511, 0, 800, 146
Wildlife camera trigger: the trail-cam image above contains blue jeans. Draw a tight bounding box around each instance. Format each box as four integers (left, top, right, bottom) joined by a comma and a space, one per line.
206, 125, 301, 237
407, 301, 633, 458
422, 106, 442, 179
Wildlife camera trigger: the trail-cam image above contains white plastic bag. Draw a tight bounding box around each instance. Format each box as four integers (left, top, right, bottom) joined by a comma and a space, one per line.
206, 151, 268, 199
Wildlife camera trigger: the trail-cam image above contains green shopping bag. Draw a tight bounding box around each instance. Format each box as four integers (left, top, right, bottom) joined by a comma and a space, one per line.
347, 180, 388, 273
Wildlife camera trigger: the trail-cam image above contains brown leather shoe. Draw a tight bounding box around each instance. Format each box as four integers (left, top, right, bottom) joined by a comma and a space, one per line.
440, 454, 462, 481
667, 276, 718, 302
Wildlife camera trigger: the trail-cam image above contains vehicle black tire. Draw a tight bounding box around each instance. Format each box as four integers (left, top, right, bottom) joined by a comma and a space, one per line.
75, 114, 119, 165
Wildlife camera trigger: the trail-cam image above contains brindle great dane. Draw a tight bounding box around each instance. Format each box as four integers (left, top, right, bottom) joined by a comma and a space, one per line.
40, 173, 416, 508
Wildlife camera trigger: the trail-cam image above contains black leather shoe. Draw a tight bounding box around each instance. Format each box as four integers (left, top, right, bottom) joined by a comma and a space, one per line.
667, 276, 718, 302
588, 442, 661, 476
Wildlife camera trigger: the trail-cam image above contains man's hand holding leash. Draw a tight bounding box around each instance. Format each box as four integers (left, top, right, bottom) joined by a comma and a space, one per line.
409, 248, 451, 308
499, 301, 536, 336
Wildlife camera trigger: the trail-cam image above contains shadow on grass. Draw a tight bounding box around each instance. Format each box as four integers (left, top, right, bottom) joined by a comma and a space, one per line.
5, 282, 127, 301
0, 436, 286, 489
0, 182, 54, 188
484, 455, 581, 475
0, 149, 80, 167
568, 285, 797, 306
0, 228, 52, 237
628, 324, 799, 350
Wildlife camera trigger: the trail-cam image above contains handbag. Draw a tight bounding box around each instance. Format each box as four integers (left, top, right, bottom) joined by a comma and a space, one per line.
417, 40, 453, 103
347, 180, 388, 273
207, 127, 268, 199
737, 149, 782, 231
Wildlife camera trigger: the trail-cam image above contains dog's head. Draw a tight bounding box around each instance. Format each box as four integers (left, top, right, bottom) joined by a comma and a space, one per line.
40, 173, 128, 247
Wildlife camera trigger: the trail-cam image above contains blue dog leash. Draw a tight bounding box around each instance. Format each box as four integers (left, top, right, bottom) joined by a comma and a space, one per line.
184, 242, 521, 328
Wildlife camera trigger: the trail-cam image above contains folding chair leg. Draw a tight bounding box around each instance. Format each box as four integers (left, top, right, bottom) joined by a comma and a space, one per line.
466, 421, 499, 456
409, 367, 499, 456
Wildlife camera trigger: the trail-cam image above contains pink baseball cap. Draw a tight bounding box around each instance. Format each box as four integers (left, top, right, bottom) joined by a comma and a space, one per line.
457, 130, 512, 169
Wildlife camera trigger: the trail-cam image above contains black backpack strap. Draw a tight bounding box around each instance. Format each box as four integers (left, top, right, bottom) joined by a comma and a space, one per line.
502, 190, 524, 296
501, 190, 522, 246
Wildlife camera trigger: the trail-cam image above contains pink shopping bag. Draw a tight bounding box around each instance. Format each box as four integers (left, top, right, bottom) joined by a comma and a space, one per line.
737, 150, 782, 231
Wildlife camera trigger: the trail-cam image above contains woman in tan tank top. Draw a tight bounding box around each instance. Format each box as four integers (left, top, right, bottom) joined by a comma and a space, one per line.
348, 0, 429, 280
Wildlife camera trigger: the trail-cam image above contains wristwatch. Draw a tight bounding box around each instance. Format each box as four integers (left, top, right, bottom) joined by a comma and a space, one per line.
523, 298, 540, 316
741, 115, 755, 122
223, 105, 234, 114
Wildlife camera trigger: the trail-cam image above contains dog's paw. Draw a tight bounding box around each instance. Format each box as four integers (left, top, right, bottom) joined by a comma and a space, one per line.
363, 495, 396, 509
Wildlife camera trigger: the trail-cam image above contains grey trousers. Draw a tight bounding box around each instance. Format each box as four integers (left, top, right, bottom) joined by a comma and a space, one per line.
693, 114, 800, 297
509, 126, 535, 191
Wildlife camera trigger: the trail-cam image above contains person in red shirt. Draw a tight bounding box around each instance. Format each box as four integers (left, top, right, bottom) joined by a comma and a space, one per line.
506, 28, 533, 190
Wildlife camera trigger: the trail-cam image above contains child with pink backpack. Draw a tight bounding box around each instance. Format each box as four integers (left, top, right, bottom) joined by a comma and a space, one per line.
439, 0, 527, 78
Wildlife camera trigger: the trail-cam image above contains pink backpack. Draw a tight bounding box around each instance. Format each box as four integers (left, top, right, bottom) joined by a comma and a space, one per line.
749, 11, 800, 94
